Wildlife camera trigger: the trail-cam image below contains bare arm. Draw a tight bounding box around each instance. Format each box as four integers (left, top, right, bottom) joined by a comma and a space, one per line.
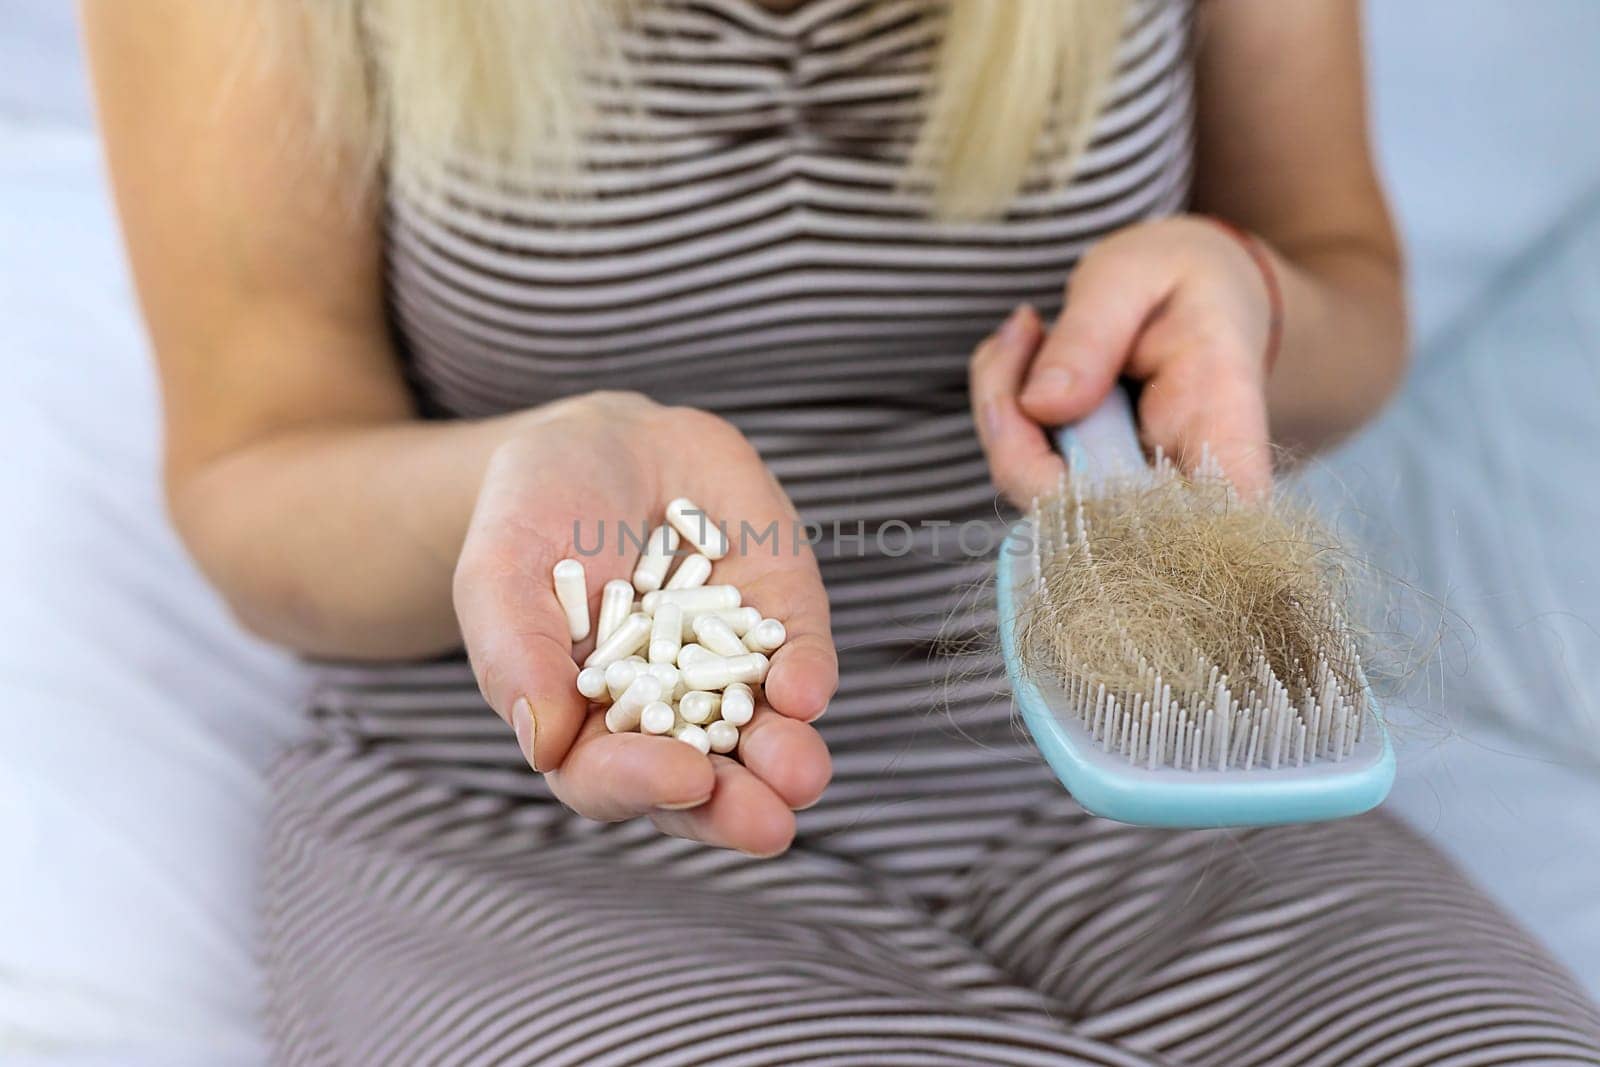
83, 0, 520, 659
1193, 0, 1408, 450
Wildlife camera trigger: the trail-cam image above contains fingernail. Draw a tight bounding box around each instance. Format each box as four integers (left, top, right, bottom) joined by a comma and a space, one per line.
512, 697, 539, 771
656, 795, 711, 812
1021, 366, 1072, 403
997, 304, 1032, 346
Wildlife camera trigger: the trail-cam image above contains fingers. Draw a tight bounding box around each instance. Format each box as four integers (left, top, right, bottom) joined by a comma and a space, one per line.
674, 413, 838, 721
545, 714, 716, 820
1018, 235, 1181, 427
735, 706, 831, 809
1201, 425, 1273, 501
1186, 374, 1273, 499
718, 518, 834, 723
1129, 286, 1276, 499
970, 303, 1066, 507
650, 757, 798, 857
549, 702, 826, 853
1137, 350, 1274, 499
736, 562, 836, 722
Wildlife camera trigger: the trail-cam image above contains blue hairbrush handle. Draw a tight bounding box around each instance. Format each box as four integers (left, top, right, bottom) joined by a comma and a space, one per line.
1053, 385, 1146, 488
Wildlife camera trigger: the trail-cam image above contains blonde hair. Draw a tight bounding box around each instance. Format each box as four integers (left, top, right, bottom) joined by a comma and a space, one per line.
282, 0, 1128, 220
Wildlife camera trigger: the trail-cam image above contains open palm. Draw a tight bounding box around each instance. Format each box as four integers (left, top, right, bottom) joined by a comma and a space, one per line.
454, 392, 836, 855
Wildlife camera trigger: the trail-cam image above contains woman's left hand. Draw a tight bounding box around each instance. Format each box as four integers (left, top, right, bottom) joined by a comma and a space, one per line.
971, 215, 1277, 507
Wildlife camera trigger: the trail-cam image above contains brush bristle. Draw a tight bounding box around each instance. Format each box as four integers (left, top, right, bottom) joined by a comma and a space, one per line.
1019, 452, 1367, 773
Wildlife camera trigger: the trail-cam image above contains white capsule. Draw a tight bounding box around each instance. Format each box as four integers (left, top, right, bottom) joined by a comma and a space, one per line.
640, 701, 676, 735
649, 602, 683, 665
677, 643, 716, 668
664, 552, 713, 591
693, 614, 748, 658
706, 720, 740, 754
681, 659, 732, 691
721, 682, 755, 727
576, 665, 611, 703
642, 585, 741, 615
682, 652, 769, 691
732, 652, 769, 685
632, 523, 680, 594
646, 662, 680, 698
605, 700, 643, 733
681, 606, 761, 640
611, 674, 662, 728
625, 654, 648, 664
604, 660, 642, 701
552, 558, 590, 642
743, 618, 787, 653
665, 496, 729, 561
673, 723, 712, 754
584, 611, 651, 669
595, 579, 634, 645
678, 690, 722, 725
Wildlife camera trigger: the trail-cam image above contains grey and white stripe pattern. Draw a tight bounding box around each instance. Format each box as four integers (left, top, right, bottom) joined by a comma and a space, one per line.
264, 0, 1600, 1062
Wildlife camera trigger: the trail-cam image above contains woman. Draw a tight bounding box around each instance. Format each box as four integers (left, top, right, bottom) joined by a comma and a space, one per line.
84, 1, 1600, 1063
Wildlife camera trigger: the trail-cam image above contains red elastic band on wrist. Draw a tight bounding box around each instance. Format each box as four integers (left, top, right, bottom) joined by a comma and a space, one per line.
1202, 215, 1284, 377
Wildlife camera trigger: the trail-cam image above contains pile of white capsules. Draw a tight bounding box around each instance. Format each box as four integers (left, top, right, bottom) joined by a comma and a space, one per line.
550, 497, 786, 756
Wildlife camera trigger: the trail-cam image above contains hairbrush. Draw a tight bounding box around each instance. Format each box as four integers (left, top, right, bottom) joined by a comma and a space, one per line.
996, 387, 1394, 827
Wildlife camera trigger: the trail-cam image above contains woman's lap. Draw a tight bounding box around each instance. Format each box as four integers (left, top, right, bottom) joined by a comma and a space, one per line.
263, 743, 1600, 1066
943, 802, 1600, 1063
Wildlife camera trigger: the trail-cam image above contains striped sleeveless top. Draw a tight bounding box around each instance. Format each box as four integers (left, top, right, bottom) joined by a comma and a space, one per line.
319, 0, 1194, 900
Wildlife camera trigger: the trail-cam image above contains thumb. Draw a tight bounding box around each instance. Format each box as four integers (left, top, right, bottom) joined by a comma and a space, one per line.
1018, 240, 1178, 426
454, 550, 590, 774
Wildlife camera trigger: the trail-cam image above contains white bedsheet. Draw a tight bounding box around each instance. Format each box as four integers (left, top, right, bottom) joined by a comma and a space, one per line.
0, 126, 311, 1064
1298, 184, 1600, 993
1365, 0, 1600, 352
1304, 190, 1600, 765
2, 3, 1598, 1061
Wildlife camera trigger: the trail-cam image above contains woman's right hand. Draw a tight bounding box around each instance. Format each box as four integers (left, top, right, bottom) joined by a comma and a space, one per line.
453, 392, 836, 856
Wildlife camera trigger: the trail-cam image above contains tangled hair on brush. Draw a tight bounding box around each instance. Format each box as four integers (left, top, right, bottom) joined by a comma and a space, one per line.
1018, 467, 1368, 721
